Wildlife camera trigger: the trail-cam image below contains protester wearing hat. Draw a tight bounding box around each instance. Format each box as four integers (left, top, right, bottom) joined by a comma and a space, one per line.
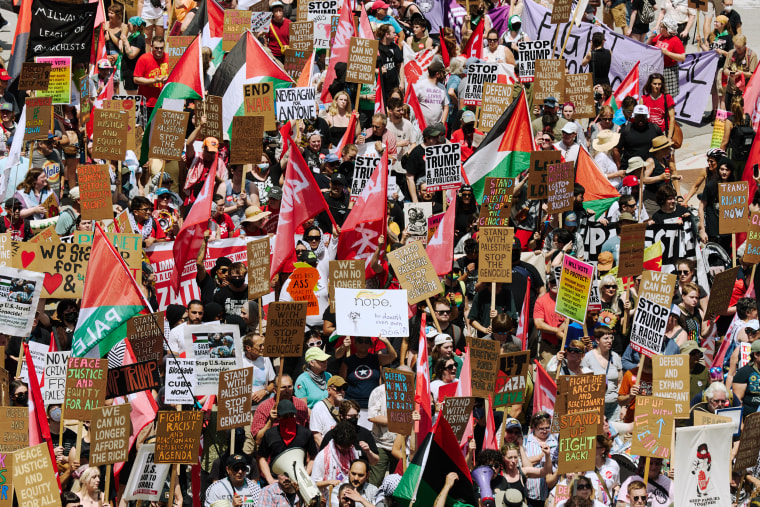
204, 454, 262, 507
0, 69, 17, 117
729, 338, 760, 417
370, 0, 403, 36
449, 110, 483, 162
404, 123, 445, 202
119, 17, 147, 93
501, 14, 529, 54
531, 95, 569, 140
310, 375, 347, 446
294, 347, 333, 409
54, 187, 81, 236
266, 1, 290, 62
415, 58, 449, 129
689, 382, 735, 428
615, 104, 663, 173
591, 130, 625, 189
554, 122, 581, 162
90, 59, 114, 99
679, 340, 711, 401
642, 135, 680, 217
184, 119, 228, 205
428, 332, 462, 378
315, 172, 350, 229
726, 316, 760, 386
650, 20, 686, 97
151, 187, 180, 239
0, 102, 15, 153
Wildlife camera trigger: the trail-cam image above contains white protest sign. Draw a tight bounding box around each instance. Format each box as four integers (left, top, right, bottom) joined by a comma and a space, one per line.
463, 61, 501, 106
275, 87, 317, 122
20, 340, 47, 386
350, 144, 381, 202
164, 357, 196, 404
517, 40, 551, 82
251, 11, 273, 31
123, 443, 172, 501
630, 296, 668, 357
674, 423, 734, 507
42, 351, 70, 405
308, 0, 339, 48
335, 288, 410, 337
183, 324, 243, 396
425, 143, 461, 192
0, 267, 44, 337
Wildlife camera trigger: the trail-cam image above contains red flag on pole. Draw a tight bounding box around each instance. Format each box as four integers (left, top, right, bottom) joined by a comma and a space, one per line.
426, 190, 456, 276
462, 18, 484, 59
533, 359, 557, 415
415, 314, 433, 443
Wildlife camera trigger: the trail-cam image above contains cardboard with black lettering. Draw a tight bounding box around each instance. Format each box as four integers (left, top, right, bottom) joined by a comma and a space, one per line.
441, 396, 476, 441
744, 211, 760, 263
243, 82, 276, 131
91, 108, 128, 160
63, 357, 108, 420
494, 351, 530, 407
618, 223, 647, 278
517, 40, 552, 82
275, 87, 317, 122
384, 368, 415, 435
106, 360, 161, 398
127, 312, 165, 363
462, 61, 501, 106
264, 302, 307, 357
386, 242, 440, 304
149, 109, 190, 161
534, 59, 565, 103
469, 337, 500, 398
42, 351, 69, 405
230, 115, 264, 165
563, 73, 595, 118
247, 237, 271, 300
479, 227, 514, 283
705, 266, 740, 320
0, 407, 29, 452
155, 410, 203, 464
528, 150, 560, 200
346, 37, 379, 85
199, 95, 224, 141
218, 367, 254, 430
89, 403, 131, 465
629, 296, 669, 358
328, 259, 365, 311
19, 62, 52, 91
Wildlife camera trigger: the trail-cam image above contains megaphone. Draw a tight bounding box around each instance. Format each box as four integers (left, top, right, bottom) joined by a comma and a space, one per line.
271, 448, 322, 506
472, 466, 495, 507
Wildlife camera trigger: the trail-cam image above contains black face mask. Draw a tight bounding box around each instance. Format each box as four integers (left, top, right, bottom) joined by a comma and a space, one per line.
14, 393, 28, 406
594, 92, 602, 101
346, 416, 359, 427
463, 123, 475, 134
63, 311, 79, 324
229, 278, 245, 288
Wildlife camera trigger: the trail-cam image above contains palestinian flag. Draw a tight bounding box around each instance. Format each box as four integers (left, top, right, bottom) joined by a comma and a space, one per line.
463, 90, 533, 202
183, 0, 225, 67
207, 31, 294, 137
139, 35, 205, 164
395, 417, 477, 507
72, 225, 147, 358
575, 145, 620, 216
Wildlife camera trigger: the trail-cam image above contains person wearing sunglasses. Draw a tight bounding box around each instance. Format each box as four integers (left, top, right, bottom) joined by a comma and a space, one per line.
553, 474, 606, 507
689, 382, 735, 427
617, 459, 673, 507
429, 332, 462, 379
546, 339, 592, 376
538, 132, 556, 151
671, 258, 707, 312
310, 375, 347, 446
204, 454, 261, 507
430, 296, 464, 349
581, 327, 623, 422
524, 412, 557, 507
483, 28, 515, 66
129, 195, 166, 248
430, 358, 459, 404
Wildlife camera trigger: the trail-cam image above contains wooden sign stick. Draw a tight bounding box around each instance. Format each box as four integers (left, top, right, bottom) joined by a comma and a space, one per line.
167, 404, 181, 507
403, 436, 408, 472
258, 297, 264, 336
75, 420, 83, 464
231, 429, 236, 454
274, 361, 285, 406
560, 5, 579, 56
104, 464, 112, 503
491, 282, 497, 317
555, 320, 570, 381
733, 233, 737, 267
622, 278, 632, 335
15, 346, 25, 378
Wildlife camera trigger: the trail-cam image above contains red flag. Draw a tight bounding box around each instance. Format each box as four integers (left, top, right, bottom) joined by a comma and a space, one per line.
334, 112, 357, 155
320, 0, 355, 103
426, 190, 456, 275
415, 314, 433, 442
358, 2, 373, 39
170, 159, 217, 291
483, 395, 498, 450
610, 61, 640, 108
439, 28, 450, 67
8, 0, 33, 78
337, 150, 388, 262
374, 72, 385, 115
742, 134, 760, 203
455, 347, 474, 452
533, 359, 557, 415
462, 18, 484, 59
516, 277, 531, 350
743, 65, 760, 131
271, 140, 336, 277
405, 84, 427, 132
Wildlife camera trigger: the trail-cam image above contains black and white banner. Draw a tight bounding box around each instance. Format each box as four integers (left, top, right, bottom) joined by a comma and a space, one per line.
27, 0, 98, 66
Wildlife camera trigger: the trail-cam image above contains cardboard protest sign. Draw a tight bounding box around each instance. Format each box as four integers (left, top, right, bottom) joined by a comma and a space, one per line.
479, 227, 514, 283
547, 161, 575, 214
0, 452, 11, 507
149, 109, 190, 161
64, 357, 107, 420
630, 296, 669, 357
329, 260, 364, 311
427, 213, 445, 243
0, 234, 11, 267
199, 95, 223, 141
35, 56, 70, 104
551, 0, 574, 23
164, 357, 196, 404
127, 312, 165, 363
734, 411, 760, 470
223, 10, 251, 51
218, 367, 254, 430
553, 374, 605, 433
528, 151, 560, 200
100, 98, 137, 152
674, 423, 733, 507
463, 61, 502, 106
41, 351, 69, 405
556, 255, 594, 323
517, 40, 551, 82
123, 444, 172, 501
155, 410, 203, 463
29, 226, 58, 244
404, 202, 432, 245
41, 193, 60, 219
563, 73, 595, 118
687, 0, 708, 11
184, 324, 242, 396
478, 83, 513, 132
694, 410, 733, 426
243, 82, 276, 131
631, 396, 676, 458
494, 351, 529, 407
284, 49, 311, 80
0, 267, 44, 337
106, 360, 161, 398
24, 97, 52, 141
618, 223, 648, 278
12, 443, 60, 507
166, 36, 194, 72
386, 242, 440, 304
79, 75, 91, 125
78, 163, 112, 221
534, 59, 565, 102
275, 87, 317, 122
113, 94, 148, 128
0, 407, 29, 452
251, 11, 273, 31
441, 396, 476, 440
424, 143, 461, 191
744, 211, 760, 263
718, 182, 749, 234
557, 410, 598, 474
286, 264, 320, 316
384, 368, 415, 435
247, 237, 271, 299
335, 288, 409, 337
653, 354, 690, 418
639, 270, 677, 308
91, 108, 128, 160
346, 37, 379, 85
289, 21, 314, 52
19, 62, 52, 91
230, 115, 264, 165
0, 367, 8, 407
478, 177, 514, 227
90, 403, 131, 465
469, 337, 501, 398
705, 266, 740, 319
264, 302, 307, 357
308, 0, 338, 47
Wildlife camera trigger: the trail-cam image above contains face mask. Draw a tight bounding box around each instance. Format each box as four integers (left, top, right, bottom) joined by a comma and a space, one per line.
463, 124, 475, 134
50, 407, 62, 423
258, 163, 269, 170
594, 92, 602, 101
346, 416, 359, 427
724, 5, 732, 11
14, 392, 27, 405
229, 278, 245, 288
63, 311, 78, 324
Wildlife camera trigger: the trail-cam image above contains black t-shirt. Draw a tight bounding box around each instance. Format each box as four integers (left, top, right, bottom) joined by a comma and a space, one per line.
377, 43, 403, 94
214, 286, 248, 318
197, 273, 217, 304
121, 34, 146, 80
616, 122, 663, 170
710, 32, 734, 68
302, 148, 322, 174
701, 178, 721, 236
455, 255, 479, 296
404, 144, 425, 181
720, 9, 742, 35
508, 261, 544, 319
652, 203, 689, 225
733, 363, 760, 417
259, 424, 318, 461
589, 48, 611, 86
317, 191, 350, 229
320, 425, 379, 462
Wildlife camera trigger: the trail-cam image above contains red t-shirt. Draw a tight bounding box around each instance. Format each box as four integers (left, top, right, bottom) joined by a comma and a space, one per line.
134, 53, 169, 107
212, 213, 235, 238
534, 292, 565, 346
619, 367, 654, 423
268, 19, 291, 58
451, 128, 485, 162
642, 94, 675, 132
652, 34, 685, 67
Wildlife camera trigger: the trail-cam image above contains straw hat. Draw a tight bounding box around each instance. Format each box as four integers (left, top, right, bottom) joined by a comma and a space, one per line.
592, 130, 620, 152
649, 135, 674, 152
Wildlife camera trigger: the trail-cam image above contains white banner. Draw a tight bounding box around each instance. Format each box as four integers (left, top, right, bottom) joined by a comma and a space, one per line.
183, 324, 243, 396
335, 288, 410, 337
0, 267, 44, 337
674, 423, 734, 507
275, 87, 317, 122
164, 357, 196, 404
20, 340, 47, 386
676, 51, 720, 125
123, 443, 172, 501
42, 351, 70, 405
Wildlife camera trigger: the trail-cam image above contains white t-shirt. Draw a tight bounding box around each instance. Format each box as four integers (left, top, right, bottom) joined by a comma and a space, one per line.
367, 385, 396, 451
242, 354, 275, 410
586, 459, 620, 504
310, 399, 339, 436
415, 78, 447, 127
595, 152, 621, 188
166, 322, 187, 355
618, 474, 674, 507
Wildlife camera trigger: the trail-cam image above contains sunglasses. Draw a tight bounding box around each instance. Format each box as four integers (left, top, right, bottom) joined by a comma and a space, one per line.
541, 137, 552, 142
307, 236, 321, 241
576, 484, 591, 490
632, 496, 647, 502
356, 338, 372, 344
436, 309, 451, 315
218, 268, 229, 274
567, 347, 583, 354
445, 364, 457, 370
308, 340, 323, 347
487, 38, 498, 42
678, 270, 691, 275
601, 117, 613, 120
603, 285, 616, 289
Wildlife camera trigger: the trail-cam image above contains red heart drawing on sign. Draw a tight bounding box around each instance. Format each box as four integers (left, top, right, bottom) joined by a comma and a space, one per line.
21, 251, 35, 268
43, 273, 63, 294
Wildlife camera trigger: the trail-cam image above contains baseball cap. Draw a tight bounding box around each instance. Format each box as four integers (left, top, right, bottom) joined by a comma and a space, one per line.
461, 110, 476, 124
304, 347, 330, 362
622, 175, 639, 187
203, 137, 219, 152
325, 153, 340, 163
210, 256, 232, 277
226, 454, 247, 468
0, 69, 11, 81
745, 319, 760, 332
434, 334, 453, 346
633, 105, 649, 117
505, 418, 521, 431
543, 96, 559, 108
597, 251, 614, 271
97, 58, 113, 69
68, 187, 80, 200
327, 376, 347, 388
423, 125, 441, 138
0, 102, 13, 112
331, 173, 348, 186
270, 0, 284, 8
662, 19, 679, 33
425, 326, 439, 340
277, 399, 297, 417
428, 60, 446, 74
752, 340, 760, 353
371, 0, 389, 9
268, 186, 283, 200
561, 122, 577, 134
155, 187, 172, 197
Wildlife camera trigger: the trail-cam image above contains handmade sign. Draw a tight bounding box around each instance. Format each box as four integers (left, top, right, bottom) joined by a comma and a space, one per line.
462, 61, 502, 106
230, 115, 264, 165
35, 56, 70, 104
618, 223, 648, 278
630, 296, 669, 357
630, 396, 676, 458
149, 109, 190, 161
553, 374, 605, 433
184, 324, 242, 396
127, 312, 165, 363
122, 444, 172, 501
479, 227, 514, 283
166, 36, 194, 72
223, 10, 251, 51
251, 11, 273, 31
441, 396, 476, 440
478, 177, 514, 227
478, 83, 513, 132
494, 351, 530, 407
528, 151, 560, 200
100, 98, 137, 152
424, 143, 461, 192
734, 412, 760, 470
534, 59, 565, 102
308, 0, 338, 47
42, 351, 70, 405
694, 411, 733, 426
78, 164, 112, 221
0, 267, 44, 337
24, 97, 52, 141
264, 302, 307, 357
335, 288, 409, 337
164, 357, 196, 404
0, 234, 10, 267
384, 368, 415, 435
247, 237, 271, 299
386, 242, 440, 304
638, 270, 677, 308
516, 40, 551, 82
112, 94, 148, 127
674, 424, 733, 507
63, 357, 107, 420
0, 407, 29, 452
687, 0, 708, 11
551, 0, 574, 23
329, 260, 364, 311
705, 266, 740, 320
284, 49, 311, 80
346, 37, 379, 85
563, 73, 595, 118
18, 62, 52, 91
199, 95, 223, 141
89, 403, 131, 466
289, 21, 314, 52
286, 264, 320, 316
243, 82, 276, 131
218, 367, 254, 430
155, 411, 203, 464
91, 108, 128, 160
557, 410, 598, 474
547, 161, 574, 214
744, 211, 760, 263
12, 443, 59, 507
469, 337, 501, 398
0, 451, 10, 507
653, 354, 690, 418
718, 182, 748, 234
29, 226, 58, 244
275, 87, 317, 122
555, 255, 594, 323
106, 360, 161, 398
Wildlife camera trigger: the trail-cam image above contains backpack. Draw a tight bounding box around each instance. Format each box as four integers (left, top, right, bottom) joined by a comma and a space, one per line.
729, 114, 755, 159
639, 0, 656, 24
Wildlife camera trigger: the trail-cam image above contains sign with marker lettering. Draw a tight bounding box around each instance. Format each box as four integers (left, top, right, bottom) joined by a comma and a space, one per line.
149, 109, 190, 161
528, 150, 560, 200
631, 396, 675, 458
479, 227, 514, 283
384, 368, 415, 435
166, 36, 194, 73
275, 87, 317, 122
24, 97, 52, 141
425, 143, 461, 192
386, 242, 440, 304
618, 223, 647, 278
289, 21, 314, 52
630, 296, 668, 358
223, 10, 252, 51
231, 115, 264, 165
247, 237, 271, 300
469, 337, 500, 398
441, 396, 476, 440
164, 357, 195, 404
92, 108, 128, 160
557, 410, 597, 474
547, 161, 574, 214
638, 270, 677, 307
155, 411, 203, 464
719, 181, 748, 234
264, 302, 307, 357
42, 351, 70, 405
106, 360, 161, 398
478, 177, 514, 227
653, 354, 690, 418
127, 312, 165, 363
705, 266, 740, 320
243, 82, 276, 131
89, 403, 131, 466
534, 59, 565, 102
563, 73, 595, 118
347, 37, 379, 85
329, 260, 364, 311
744, 211, 760, 263
63, 357, 107, 420
199, 95, 223, 141
494, 351, 529, 407
556, 255, 594, 323
0, 407, 29, 452
478, 82, 514, 131
12, 443, 60, 507
218, 367, 254, 430
78, 164, 112, 221
18, 62, 52, 91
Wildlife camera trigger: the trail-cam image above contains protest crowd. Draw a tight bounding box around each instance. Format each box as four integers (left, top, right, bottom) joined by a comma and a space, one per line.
7, 0, 760, 504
